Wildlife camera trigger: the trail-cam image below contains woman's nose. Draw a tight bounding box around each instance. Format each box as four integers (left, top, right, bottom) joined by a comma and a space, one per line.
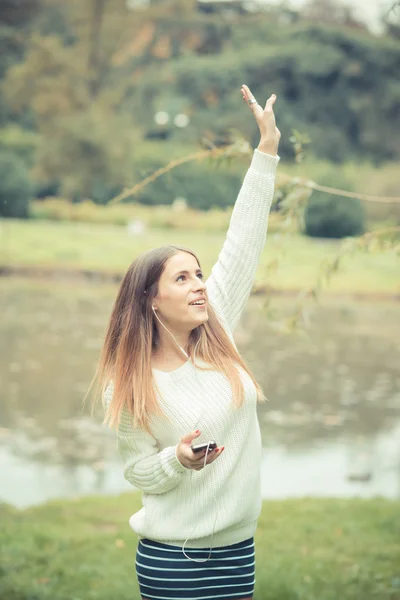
195, 279, 206, 291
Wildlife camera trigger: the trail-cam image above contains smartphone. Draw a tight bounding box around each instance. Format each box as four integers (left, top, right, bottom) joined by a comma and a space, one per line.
191, 440, 217, 453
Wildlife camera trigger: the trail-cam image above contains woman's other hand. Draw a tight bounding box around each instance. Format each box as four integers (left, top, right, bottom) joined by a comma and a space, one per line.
241, 83, 281, 157
176, 430, 224, 471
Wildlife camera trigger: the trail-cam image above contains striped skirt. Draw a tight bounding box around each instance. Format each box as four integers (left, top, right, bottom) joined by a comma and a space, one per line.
136, 536, 255, 600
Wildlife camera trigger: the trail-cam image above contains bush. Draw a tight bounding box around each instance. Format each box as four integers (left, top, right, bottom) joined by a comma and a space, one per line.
30, 197, 288, 232
0, 151, 32, 218
32, 106, 138, 204
304, 168, 366, 238
305, 192, 366, 238
133, 153, 243, 211
0, 125, 39, 168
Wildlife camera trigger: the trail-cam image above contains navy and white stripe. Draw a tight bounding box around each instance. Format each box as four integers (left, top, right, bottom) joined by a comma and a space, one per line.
136, 537, 255, 600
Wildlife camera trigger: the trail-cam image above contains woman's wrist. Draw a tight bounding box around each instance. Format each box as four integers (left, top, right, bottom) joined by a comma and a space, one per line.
257, 141, 278, 156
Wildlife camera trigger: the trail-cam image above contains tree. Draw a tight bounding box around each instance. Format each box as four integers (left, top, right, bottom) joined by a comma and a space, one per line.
0, 0, 41, 27
0, 151, 32, 217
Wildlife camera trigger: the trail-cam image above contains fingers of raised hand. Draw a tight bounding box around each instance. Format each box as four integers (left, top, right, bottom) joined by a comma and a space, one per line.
241, 84, 277, 120
265, 94, 276, 109
241, 84, 257, 108
264, 96, 277, 126
241, 84, 250, 102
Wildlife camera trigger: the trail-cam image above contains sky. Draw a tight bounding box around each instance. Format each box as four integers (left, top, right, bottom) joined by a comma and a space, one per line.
272, 0, 395, 33
127, 0, 397, 34
194, 0, 397, 34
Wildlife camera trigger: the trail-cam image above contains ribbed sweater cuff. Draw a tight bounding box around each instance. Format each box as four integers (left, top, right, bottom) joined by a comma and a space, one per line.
159, 444, 187, 476
251, 148, 280, 177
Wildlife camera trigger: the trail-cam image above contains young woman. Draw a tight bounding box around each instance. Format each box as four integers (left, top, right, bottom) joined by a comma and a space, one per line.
98, 84, 280, 600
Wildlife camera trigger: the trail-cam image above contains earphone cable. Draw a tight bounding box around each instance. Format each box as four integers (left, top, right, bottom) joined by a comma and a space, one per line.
152, 306, 218, 562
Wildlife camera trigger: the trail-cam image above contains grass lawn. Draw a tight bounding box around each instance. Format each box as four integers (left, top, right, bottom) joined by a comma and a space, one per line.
0, 494, 399, 600
1, 219, 399, 295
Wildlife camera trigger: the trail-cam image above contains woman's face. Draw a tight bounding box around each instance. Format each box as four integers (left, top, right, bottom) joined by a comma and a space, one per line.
153, 251, 208, 331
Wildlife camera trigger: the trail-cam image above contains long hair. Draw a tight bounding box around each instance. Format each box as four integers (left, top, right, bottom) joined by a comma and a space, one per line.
86, 245, 266, 435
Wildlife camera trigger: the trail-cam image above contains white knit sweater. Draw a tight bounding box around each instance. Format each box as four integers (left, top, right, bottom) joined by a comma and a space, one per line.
103, 148, 280, 548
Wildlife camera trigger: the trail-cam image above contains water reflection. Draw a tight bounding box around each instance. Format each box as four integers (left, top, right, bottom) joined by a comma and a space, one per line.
0, 278, 399, 507
262, 421, 400, 499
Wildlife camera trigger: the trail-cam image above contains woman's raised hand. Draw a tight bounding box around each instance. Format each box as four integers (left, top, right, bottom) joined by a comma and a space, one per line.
241, 83, 281, 157
176, 430, 224, 471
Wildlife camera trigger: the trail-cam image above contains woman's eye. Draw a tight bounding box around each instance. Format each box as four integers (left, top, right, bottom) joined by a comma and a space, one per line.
177, 273, 203, 282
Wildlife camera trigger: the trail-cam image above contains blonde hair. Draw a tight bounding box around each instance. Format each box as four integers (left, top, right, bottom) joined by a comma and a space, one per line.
86, 245, 266, 434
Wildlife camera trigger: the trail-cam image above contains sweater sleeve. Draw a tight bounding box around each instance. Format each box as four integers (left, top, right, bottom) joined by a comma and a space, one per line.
104, 382, 187, 494
205, 148, 280, 333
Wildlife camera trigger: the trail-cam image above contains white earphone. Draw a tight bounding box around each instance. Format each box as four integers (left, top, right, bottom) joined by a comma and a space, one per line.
151, 304, 217, 561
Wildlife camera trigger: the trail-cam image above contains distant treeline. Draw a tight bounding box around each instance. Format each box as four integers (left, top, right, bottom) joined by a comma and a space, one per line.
0, 0, 399, 214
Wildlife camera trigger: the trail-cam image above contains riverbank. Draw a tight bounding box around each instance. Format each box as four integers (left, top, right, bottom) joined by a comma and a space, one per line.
1, 219, 399, 296
1, 264, 399, 303
1, 494, 399, 599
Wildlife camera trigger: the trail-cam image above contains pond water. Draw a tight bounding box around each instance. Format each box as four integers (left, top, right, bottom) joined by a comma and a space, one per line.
0, 278, 399, 508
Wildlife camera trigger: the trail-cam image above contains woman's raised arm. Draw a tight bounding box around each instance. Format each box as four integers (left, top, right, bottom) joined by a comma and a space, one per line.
205, 85, 281, 333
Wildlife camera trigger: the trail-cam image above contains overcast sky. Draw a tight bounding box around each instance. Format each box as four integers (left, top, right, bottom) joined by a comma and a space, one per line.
197, 0, 396, 34
128, 0, 397, 34
270, 0, 395, 33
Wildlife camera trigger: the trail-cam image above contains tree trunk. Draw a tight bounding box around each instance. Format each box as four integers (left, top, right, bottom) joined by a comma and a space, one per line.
88, 0, 106, 98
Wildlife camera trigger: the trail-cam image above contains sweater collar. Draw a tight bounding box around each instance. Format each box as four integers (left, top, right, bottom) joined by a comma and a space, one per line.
152, 357, 208, 382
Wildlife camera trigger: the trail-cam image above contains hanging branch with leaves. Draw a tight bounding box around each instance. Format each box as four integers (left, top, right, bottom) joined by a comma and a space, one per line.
108, 130, 400, 332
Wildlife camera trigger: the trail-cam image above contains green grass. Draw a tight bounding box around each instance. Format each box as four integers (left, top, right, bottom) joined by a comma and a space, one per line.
1, 218, 399, 294
0, 495, 399, 599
